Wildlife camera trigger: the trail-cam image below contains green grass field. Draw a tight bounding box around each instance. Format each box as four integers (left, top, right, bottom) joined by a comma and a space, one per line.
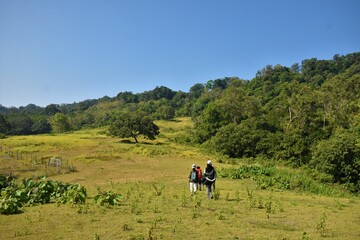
1, 117, 359, 240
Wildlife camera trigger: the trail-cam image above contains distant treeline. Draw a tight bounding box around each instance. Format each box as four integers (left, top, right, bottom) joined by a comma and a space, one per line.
1, 52, 359, 192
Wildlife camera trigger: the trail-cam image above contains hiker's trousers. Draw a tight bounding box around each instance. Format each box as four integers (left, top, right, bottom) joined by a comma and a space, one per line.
189, 182, 197, 193
206, 184, 213, 199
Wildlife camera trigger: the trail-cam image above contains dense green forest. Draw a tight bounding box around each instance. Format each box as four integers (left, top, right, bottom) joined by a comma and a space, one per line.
1, 52, 359, 192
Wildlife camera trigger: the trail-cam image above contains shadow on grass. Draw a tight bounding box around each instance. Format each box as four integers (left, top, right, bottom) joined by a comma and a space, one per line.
167, 119, 181, 122
118, 139, 136, 144
117, 139, 167, 145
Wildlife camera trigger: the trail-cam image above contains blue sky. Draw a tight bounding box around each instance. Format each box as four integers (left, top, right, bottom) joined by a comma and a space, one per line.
1, 0, 359, 107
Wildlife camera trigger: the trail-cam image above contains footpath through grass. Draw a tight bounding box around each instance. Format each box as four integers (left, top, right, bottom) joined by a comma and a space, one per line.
0, 117, 359, 239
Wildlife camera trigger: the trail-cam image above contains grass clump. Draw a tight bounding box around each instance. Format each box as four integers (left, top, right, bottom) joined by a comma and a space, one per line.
316, 212, 328, 237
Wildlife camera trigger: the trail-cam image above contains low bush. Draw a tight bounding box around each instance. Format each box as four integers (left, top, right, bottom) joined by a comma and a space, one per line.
94, 191, 123, 206
0, 174, 88, 214
218, 165, 349, 196
56, 183, 87, 205
0, 174, 14, 190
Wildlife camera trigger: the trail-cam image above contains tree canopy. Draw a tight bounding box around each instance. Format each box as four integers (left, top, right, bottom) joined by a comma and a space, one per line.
109, 112, 160, 143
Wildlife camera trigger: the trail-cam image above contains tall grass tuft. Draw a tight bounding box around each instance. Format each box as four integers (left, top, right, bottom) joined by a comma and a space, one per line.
213, 188, 220, 200
316, 212, 328, 237
152, 184, 165, 196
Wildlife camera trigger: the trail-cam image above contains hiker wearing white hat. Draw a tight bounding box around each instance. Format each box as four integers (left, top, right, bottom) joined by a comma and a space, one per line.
203, 160, 216, 199
188, 163, 198, 193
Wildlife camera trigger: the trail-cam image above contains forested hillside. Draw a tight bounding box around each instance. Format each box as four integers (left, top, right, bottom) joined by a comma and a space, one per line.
1, 52, 359, 192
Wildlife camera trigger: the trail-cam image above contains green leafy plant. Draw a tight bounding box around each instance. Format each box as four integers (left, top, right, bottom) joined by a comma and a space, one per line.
53, 181, 71, 203
265, 196, 275, 218
94, 191, 123, 206
316, 212, 327, 237
0, 174, 14, 190
246, 187, 255, 208
55, 183, 87, 205
0, 194, 23, 215
22, 177, 55, 204
0, 176, 88, 214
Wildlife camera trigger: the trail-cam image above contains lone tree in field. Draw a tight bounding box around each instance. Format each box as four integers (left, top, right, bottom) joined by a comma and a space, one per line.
109, 112, 159, 143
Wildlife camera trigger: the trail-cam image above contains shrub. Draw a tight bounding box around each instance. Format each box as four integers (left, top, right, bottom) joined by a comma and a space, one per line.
218, 165, 348, 196
94, 191, 123, 206
0, 174, 14, 190
57, 183, 87, 205
310, 129, 360, 192
22, 177, 55, 204
0, 176, 88, 214
0, 195, 23, 215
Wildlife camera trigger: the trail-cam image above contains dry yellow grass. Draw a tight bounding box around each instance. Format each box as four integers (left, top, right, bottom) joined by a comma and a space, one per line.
0, 117, 359, 239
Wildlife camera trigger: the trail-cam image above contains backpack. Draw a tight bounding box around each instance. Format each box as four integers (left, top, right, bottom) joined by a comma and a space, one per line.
197, 169, 202, 180
190, 171, 197, 181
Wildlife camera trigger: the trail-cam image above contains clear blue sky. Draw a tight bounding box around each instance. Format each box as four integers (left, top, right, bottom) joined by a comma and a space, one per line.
1, 0, 359, 107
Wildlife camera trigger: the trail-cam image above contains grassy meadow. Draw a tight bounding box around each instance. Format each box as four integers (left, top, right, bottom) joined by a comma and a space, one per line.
0, 117, 359, 240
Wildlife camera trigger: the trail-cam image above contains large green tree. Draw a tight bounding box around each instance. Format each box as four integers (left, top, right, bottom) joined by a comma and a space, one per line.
7, 113, 33, 135
109, 112, 159, 143
31, 119, 51, 134
310, 129, 360, 192
50, 113, 70, 133
0, 114, 11, 134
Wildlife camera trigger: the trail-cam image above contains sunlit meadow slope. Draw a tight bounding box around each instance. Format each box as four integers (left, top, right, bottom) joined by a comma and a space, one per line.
0, 117, 359, 239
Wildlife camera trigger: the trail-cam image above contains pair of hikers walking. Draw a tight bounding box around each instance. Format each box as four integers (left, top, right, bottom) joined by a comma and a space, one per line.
188, 160, 216, 199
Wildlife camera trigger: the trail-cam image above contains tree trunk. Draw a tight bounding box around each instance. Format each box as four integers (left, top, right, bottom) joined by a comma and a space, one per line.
286, 106, 300, 132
